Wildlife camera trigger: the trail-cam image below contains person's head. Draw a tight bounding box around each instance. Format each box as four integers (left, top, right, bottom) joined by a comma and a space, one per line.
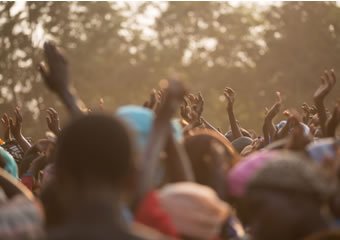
231, 136, 253, 154
307, 138, 340, 220
0, 147, 18, 178
225, 128, 252, 142
158, 182, 230, 240
116, 105, 182, 154
184, 129, 238, 199
277, 120, 311, 137
227, 150, 279, 223
243, 152, 335, 240
54, 113, 137, 194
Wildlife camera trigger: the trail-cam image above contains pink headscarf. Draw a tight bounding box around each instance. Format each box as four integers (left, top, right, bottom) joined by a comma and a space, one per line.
227, 150, 278, 198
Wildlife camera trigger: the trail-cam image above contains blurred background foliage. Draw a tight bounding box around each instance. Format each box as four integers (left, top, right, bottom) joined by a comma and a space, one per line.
1, 1, 340, 139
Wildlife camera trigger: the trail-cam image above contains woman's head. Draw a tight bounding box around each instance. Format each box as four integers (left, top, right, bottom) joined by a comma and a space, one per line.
184, 129, 238, 199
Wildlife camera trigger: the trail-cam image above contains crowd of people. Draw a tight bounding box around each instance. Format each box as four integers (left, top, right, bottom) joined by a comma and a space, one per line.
0, 41, 339, 240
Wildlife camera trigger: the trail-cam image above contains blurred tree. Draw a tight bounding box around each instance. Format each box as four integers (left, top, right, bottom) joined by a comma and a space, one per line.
0, 2, 339, 139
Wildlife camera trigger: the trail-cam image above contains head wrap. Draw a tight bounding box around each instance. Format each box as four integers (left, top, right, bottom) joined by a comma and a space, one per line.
276, 120, 310, 136
116, 105, 183, 153
158, 182, 229, 239
0, 147, 18, 178
307, 138, 340, 163
227, 150, 278, 198
248, 151, 336, 200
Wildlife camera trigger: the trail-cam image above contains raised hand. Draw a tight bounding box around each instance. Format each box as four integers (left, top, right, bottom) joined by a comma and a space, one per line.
265, 91, 282, 121
154, 89, 166, 114
98, 98, 105, 111
301, 102, 311, 124
156, 79, 186, 120
39, 41, 84, 116
314, 69, 336, 104
9, 107, 31, 152
46, 107, 61, 135
9, 107, 23, 139
224, 87, 242, 140
325, 100, 340, 137
313, 69, 337, 137
180, 92, 204, 126
143, 89, 157, 110
1, 113, 11, 141
284, 110, 311, 151
224, 87, 235, 110
192, 92, 204, 119
263, 91, 282, 143
138, 78, 188, 201
39, 41, 69, 94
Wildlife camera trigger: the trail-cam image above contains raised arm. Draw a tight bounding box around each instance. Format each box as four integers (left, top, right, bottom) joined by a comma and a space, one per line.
1, 113, 11, 142
264, 91, 282, 143
325, 101, 340, 137
39, 41, 85, 116
46, 107, 61, 135
164, 133, 194, 182
224, 87, 242, 140
313, 69, 336, 137
9, 107, 31, 153
138, 79, 186, 200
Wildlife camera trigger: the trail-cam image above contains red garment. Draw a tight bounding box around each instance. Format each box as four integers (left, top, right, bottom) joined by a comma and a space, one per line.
135, 191, 179, 239
21, 175, 34, 191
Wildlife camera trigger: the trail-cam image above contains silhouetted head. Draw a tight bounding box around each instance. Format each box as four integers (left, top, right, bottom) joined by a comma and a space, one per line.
225, 128, 252, 142
54, 113, 137, 192
243, 152, 335, 240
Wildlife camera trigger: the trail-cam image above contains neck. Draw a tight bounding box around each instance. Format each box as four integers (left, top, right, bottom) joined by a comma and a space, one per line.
64, 186, 126, 228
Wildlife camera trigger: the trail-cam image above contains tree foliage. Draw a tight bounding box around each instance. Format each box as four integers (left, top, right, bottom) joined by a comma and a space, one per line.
0, 2, 339, 138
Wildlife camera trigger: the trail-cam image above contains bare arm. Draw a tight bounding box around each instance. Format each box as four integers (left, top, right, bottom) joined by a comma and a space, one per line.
264, 92, 282, 142
313, 69, 336, 137
39, 41, 85, 117
325, 101, 340, 137
224, 87, 242, 140
164, 132, 194, 182
9, 107, 31, 153
1, 114, 11, 142
138, 79, 186, 200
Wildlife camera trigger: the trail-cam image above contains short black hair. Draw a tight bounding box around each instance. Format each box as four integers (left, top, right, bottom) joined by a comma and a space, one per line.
55, 113, 136, 188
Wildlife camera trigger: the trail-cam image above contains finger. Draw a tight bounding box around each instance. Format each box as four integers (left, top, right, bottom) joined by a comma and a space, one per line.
48, 107, 58, 119
330, 69, 336, 86
324, 70, 330, 82
15, 107, 22, 122
188, 94, 196, 102
38, 62, 48, 80
46, 109, 53, 119
283, 110, 291, 117
225, 87, 235, 94
9, 118, 14, 130
3, 113, 9, 122
275, 91, 282, 103
48, 107, 58, 115
320, 75, 326, 85
198, 92, 204, 102
46, 116, 51, 126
